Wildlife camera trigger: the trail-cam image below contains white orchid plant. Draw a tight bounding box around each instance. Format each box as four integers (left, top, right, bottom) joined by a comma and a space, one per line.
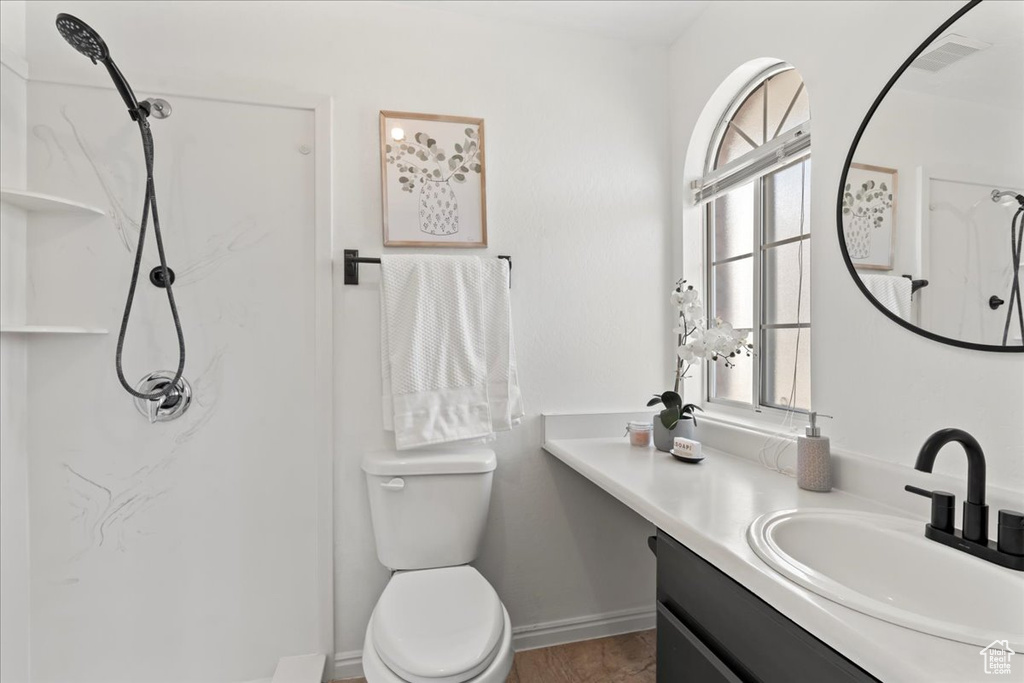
670, 279, 752, 394
671, 276, 753, 389
647, 280, 752, 430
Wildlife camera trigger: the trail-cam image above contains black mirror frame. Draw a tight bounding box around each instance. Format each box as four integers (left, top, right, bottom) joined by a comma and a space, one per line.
836, 0, 1020, 353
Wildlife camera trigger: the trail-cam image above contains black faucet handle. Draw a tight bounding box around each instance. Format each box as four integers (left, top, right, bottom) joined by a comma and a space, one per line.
997, 510, 1024, 556
905, 485, 956, 533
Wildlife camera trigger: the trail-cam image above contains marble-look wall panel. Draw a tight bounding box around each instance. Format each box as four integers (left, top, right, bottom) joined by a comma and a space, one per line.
26, 82, 321, 683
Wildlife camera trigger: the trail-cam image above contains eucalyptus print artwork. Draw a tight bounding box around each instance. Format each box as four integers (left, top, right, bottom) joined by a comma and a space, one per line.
380, 112, 487, 247
841, 163, 898, 269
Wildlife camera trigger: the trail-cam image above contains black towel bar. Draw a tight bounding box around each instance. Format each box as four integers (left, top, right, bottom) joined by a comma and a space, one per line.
343, 249, 511, 286
902, 274, 929, 295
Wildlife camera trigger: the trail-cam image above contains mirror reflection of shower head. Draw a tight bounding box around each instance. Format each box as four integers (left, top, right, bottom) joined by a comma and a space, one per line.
55, 13, 147, 120
992, 189, 1024, 207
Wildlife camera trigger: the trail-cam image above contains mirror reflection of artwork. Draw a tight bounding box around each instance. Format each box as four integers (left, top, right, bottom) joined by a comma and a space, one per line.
842, 164, 897, 270
379, 110, 487, 247
838, 0, 1023, 351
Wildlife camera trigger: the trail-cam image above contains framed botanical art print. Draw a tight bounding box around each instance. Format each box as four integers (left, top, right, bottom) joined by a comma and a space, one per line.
842, 162, 898, 270
380, 111, 487, 247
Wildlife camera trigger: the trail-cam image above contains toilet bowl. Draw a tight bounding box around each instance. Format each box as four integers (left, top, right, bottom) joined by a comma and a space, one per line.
362, 567, 514, 683
361, 449, 513, 683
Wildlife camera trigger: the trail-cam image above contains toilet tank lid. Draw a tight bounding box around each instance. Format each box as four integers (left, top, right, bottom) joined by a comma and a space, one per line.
362, 448, 496, 476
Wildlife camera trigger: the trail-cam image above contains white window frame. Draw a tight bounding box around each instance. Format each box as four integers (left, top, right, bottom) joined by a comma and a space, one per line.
696, 64, 812, 415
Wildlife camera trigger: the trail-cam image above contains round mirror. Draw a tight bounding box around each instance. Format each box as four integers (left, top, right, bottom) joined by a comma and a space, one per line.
838, 0, 1023, 352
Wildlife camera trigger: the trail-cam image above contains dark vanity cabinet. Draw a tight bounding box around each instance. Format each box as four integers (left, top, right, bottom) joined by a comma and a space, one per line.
654, 530, 879, 683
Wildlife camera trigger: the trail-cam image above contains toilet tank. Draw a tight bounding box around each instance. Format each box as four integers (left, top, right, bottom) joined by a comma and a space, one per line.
362, 448, 496, 570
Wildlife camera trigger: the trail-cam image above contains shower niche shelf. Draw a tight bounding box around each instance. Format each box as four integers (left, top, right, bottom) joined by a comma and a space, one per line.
0, 188, 105, 216
0, 325, 109, 335
1, 190, 107, 335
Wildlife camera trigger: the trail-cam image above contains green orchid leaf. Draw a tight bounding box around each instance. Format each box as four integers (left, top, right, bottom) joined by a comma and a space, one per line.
660, 391, 683, 410
680, 403, 704, 425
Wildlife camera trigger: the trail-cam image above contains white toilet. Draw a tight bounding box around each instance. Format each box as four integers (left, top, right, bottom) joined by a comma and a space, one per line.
361, 448, 514, 683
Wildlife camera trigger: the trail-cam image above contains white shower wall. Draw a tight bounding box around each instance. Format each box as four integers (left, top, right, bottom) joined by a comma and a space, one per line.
924, 179, 1024, 345
1, 3, 31, 681
24, 83, 325, 683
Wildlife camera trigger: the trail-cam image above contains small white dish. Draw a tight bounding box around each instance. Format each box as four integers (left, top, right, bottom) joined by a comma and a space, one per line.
670, 448, 705, 464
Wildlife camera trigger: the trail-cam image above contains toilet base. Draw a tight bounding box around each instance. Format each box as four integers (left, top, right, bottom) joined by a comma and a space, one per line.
361, 605, 514, 683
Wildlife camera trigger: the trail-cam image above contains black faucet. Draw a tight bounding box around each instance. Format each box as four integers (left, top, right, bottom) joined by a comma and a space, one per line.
914, 428, 988, 542
905, 428, 1024, 571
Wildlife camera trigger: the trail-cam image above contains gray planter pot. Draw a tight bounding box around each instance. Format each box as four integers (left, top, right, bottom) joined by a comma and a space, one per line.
653, 414, 695, 452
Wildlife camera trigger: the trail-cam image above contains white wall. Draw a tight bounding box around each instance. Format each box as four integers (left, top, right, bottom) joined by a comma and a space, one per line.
25, 0, 669, 672
0, 2, 32, 681
670, 2, 1024, 488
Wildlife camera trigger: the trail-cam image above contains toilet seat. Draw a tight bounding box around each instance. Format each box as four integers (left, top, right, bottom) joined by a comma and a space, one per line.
371, 566, 505, 683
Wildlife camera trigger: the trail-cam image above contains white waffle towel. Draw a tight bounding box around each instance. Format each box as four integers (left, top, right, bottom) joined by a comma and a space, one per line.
380, 255, 522, 450
860, 274, 913, 321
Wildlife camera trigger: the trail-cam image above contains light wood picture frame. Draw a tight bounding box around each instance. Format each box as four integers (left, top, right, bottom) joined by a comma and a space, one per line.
380, 111, 487, 247
842, 162, 898, 271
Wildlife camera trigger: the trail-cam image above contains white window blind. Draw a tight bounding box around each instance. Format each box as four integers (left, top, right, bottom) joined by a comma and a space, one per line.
693, 121, 811, 206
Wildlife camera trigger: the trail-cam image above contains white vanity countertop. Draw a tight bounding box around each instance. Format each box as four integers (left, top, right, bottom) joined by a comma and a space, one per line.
543, 437, 1001, 683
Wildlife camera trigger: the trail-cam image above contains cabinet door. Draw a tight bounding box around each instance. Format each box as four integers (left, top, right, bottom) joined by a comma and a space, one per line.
658, 603, 743, 683
657, 530, 878, 683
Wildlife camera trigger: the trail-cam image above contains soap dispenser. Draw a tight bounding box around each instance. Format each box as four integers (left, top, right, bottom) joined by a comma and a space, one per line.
797, 412, 832, 492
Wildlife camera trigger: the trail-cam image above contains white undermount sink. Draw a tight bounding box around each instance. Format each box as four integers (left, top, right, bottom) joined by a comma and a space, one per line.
748, 509, 1024, 649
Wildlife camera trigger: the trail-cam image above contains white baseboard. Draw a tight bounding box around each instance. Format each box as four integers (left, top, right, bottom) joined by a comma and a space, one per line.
331, 606, 655, 681
511, 605, 655, 652
332, 649, 364, 682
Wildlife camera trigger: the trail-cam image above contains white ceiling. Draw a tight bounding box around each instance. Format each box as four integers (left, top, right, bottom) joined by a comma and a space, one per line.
895, 0, 1023, 111
400, 1, 711, 44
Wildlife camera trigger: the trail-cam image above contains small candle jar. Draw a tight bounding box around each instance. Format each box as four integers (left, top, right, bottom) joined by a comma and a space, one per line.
626, 421, 653, 447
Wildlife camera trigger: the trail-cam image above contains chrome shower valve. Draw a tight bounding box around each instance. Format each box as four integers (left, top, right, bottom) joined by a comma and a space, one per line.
133, 371, 191, 423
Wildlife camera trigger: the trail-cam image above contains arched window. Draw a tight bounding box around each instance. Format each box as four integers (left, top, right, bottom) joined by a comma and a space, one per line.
695, 64, 811, 412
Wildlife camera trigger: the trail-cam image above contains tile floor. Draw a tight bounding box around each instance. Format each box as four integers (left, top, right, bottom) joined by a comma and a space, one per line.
338, 629, 656, 683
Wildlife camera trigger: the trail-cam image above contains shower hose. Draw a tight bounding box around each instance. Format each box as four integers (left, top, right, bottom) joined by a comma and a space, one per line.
1003, 206, 1024, 347
115, 116, 186, 400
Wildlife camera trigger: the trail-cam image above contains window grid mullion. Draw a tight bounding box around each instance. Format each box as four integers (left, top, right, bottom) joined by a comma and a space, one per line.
712, 252, 755, 267
705, 201, 715, 405
762, 323, 811, 330
752, 178, 764, 412
761, 233, 810, 251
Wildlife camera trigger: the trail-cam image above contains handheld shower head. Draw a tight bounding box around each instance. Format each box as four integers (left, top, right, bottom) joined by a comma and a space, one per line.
55, 13, 144, 120
54, 13, 188, 412
55, 13, 108, 63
